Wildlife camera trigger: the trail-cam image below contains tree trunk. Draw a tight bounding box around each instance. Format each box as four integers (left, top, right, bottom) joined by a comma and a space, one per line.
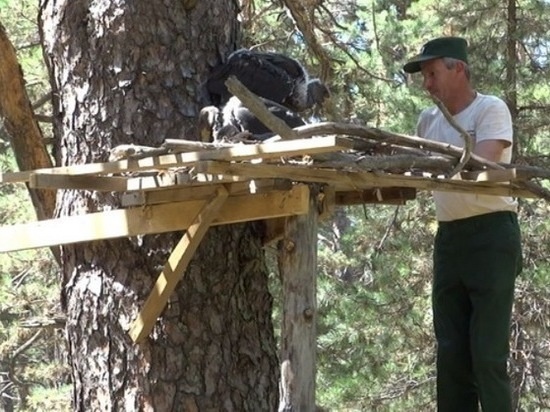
505, 0, 519, 160
0, 22, 60, 263
38, 0, 279, 410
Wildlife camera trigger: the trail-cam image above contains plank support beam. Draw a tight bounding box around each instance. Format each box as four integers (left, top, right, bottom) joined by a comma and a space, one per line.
129, 186, 229, 343
0, 185, 310, 253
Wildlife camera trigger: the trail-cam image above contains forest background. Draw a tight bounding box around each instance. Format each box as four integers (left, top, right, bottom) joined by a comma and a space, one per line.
0, 0, 549, 410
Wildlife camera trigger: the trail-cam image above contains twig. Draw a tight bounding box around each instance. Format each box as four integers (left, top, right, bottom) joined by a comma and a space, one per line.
20, 315, 66, 329
373, 206, 400, 256
31, 92, 52, 110
8, 330, 44, 387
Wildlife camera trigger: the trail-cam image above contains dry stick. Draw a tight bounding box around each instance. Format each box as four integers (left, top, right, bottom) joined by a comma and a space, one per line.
225, 76, 299, 140
295, 122, 479, 164
209, 81, 550, 199
109, 144, 172, 161
163, 139, 236, 151
291, 122, 550, 180
431, 95, 474, 177
295, 122, 550, 200
319, 154, 455, 174
9, 329, 43, 387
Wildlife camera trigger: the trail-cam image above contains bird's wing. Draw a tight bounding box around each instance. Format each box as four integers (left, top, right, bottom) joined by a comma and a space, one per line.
251, 52, 306, 80
205, 49, 296, 106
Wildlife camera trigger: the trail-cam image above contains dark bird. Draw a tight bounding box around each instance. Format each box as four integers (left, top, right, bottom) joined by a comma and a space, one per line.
204, 49, 330, 112
199, 96, 306, 142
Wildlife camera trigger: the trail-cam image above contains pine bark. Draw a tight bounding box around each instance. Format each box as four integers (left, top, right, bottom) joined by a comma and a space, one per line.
38, 0, 279, 410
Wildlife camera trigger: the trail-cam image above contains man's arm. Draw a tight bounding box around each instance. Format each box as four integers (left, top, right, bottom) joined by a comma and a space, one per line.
474, 139, 509, 162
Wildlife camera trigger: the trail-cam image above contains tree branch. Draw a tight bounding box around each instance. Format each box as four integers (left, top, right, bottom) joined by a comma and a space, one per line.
430, 95, 474, 177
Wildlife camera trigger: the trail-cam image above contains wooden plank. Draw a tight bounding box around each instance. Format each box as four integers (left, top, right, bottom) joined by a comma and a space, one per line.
0, 185, 310, 253
129, 186, 229, 343
198, 161, 537, 198
29, 173, 167, 192
120, 179, 292, 207
0, 136, 353, 184
335, 187, 417, 206
29, 169, 247, 192
175, 172, 245, 185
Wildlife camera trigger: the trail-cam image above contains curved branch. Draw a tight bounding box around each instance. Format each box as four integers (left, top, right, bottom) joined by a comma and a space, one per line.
431, 95, 474, 177
280, 0, 332, 82
8, 330, 44, 389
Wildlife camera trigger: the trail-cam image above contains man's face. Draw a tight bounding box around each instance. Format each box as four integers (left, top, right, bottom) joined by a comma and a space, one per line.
420, 58, 460, 103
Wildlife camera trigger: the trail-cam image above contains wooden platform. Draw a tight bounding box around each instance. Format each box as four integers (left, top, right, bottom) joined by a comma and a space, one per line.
0, 134, 538, 253
0, 134, 542, 342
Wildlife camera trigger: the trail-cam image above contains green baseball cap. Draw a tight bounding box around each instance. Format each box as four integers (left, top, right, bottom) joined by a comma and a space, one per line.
403, 37, 468, 73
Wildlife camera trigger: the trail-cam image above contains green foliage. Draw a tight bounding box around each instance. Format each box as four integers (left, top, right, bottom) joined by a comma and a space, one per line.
24, 385, 72, 412
0, 186, 69, 411
0, 3, 68, 410
315, 199, 437, 410
250, 0, 550, 410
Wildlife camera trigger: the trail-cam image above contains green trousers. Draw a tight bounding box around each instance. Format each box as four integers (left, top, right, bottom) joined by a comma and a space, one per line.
433, 211, 522, 412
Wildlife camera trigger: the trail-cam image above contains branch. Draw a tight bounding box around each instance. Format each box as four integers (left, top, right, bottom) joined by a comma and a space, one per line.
20, 315, 66, 329
31, 92, 52, 110
431, 95, 474, 177
280, 0, 333, 82
322, 154, 455, 174
8, 330, 44, 388
289, 122, 550, 179
0, 23, 60, 265
225, 76, 299, 140
0, 25, 55, 218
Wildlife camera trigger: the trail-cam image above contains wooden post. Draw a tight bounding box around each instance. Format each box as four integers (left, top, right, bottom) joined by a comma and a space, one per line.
277, 185, 319, 412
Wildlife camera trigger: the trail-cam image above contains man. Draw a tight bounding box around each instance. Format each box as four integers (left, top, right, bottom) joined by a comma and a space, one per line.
403, 37, 523, 411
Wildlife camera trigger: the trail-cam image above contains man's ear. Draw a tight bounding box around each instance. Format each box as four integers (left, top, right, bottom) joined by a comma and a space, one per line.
456, 60, 467, 74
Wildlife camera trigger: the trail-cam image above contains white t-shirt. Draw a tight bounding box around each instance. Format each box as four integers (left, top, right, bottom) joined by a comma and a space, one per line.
416, 93, 518, 222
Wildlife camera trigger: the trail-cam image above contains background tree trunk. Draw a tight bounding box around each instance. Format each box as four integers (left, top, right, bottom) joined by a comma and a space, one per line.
38, 0, 279, 409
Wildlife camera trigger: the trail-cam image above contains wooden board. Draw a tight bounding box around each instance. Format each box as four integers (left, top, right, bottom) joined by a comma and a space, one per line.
29, 173, 172, 192
198, 161, 537, 198
120, 179, 292, 207
0, 185, 310, 253
129, 186, 228, 343
1, 136, 353, 184
335, 187, 417, 205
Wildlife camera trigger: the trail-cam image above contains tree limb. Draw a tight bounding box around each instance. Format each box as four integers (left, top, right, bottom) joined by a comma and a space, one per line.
0, 23, 60, 265
431, 95, 474, 177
